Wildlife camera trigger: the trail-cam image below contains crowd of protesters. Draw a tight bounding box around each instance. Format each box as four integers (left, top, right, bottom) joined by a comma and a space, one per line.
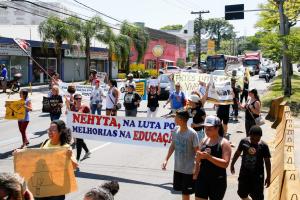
3, 67, 271, 200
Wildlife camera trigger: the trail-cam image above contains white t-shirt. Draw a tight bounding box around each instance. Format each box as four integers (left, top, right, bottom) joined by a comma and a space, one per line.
90, 87, 104, 105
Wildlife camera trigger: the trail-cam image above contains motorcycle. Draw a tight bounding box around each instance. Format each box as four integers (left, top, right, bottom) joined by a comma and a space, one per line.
0, 73, 22, 92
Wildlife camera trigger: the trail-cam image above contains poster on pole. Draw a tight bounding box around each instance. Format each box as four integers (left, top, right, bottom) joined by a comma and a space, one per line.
5, 99, 25, 120
66, 111, 176, 148
14, 148, 77, 197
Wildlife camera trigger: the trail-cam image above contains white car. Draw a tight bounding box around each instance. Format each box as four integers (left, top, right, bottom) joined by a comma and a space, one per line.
159, 66, 181, 74
211, 70, 225, 76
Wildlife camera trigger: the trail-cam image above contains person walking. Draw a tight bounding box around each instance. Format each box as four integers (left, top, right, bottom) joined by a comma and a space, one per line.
48, 85, 63, 121
240, 73, 249, 104
147, 85, 160, 118
238, 89, 261, 136
36, 120, 77, 200
164, 83, 186, 113
90, 79, 105, 115
162, 110, 199, 200
17, 89, 32, 149
188, 94, 206, 142
0, 64, 8, 93
231, 78, 240, 122
194, 115, 232, 200
230, 125, 271, 200
71, 94, 91, 162
106, 79, 120, 116
123, 84, 141, 117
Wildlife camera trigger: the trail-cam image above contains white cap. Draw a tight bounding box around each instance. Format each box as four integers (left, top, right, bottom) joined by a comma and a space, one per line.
203, 115, 221, 127
188, 95, 200, 103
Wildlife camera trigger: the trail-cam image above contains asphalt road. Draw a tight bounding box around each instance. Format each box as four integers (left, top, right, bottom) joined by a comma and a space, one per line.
0, 74, 271, 200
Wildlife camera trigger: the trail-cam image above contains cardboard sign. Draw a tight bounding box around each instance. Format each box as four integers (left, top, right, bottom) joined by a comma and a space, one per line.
14, 148, 77, 197
5, 99, 25, 120
66, 112, 176, 148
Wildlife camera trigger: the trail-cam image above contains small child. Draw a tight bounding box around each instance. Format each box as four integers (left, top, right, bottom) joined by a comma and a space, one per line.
230, 125, 271, 200
162, 110, 199, 200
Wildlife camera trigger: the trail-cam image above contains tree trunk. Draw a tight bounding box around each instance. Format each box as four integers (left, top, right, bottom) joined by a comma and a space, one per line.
85, 38, 91, 81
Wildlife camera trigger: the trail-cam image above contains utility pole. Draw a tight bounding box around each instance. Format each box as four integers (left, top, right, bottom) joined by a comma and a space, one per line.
277, 0, 291, 96
191, 10, 209, 67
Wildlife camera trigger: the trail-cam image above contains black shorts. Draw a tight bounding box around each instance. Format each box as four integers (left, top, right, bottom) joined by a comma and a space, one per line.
238, 174, 264, 200
195, 175, 227, 200
217, 105, 230, 125
173, 171, 195, 195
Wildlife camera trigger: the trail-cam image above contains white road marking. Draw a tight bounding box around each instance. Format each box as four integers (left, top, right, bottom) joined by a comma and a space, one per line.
90, 142, 111, 153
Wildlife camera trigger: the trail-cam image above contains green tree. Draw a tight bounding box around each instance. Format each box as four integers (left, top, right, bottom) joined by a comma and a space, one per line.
39, 16, 76, 77
201, 18, 235, 51
259, 32, 282, 64
286, 27, 300, 63
120, 21, 149, 73
160, 24, 183, 31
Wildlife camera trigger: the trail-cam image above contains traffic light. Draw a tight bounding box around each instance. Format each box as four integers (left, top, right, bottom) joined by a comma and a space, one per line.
225, 4, 244, 20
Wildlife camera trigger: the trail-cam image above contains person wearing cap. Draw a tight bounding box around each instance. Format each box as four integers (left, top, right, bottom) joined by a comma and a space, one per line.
71, 94, 91, 162
147, 84, 160, 118
123, 83, 141, 117
230, 125, 271, 200
163, 82, 186, 113
188, 94, 206, 142
238, 89, 261, 136
0, 64, 8, 93
194, 115, 231, 200
162, 110, 199, 200
90, 79, 105, 115
125, 73, 136, 91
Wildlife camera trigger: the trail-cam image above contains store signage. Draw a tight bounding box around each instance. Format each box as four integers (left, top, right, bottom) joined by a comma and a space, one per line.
90, 51, 108, 60
0, 43, 31, 56
152, 45, 164, 57
64, 49, 86, 58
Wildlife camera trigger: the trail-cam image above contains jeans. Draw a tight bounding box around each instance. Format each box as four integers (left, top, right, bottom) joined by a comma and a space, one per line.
125, 108, 137, 117
91, 104, 102, 115
50, 113, 61, 121
76, 138, 89, 161
240, 90, 248, 103
18, 121, 29, 144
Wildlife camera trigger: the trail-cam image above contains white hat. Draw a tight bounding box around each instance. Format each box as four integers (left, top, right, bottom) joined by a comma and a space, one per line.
188, 95, 200, 103
203, 115, 221, 127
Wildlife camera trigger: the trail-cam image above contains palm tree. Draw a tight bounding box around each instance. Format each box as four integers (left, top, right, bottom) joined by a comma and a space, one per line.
39, 16, 76, 77
120, 21, 149, 73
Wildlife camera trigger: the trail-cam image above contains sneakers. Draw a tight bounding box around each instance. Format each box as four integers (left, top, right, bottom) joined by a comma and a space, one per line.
82, 152, 91, 160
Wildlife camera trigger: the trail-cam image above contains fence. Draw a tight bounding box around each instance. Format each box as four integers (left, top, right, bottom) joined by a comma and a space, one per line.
266, 99, 300, 200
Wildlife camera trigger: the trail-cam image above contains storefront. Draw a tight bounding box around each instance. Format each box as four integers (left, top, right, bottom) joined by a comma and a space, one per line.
0, 42, 29, 84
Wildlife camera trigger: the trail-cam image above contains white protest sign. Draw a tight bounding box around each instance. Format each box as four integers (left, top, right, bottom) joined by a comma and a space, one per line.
59, 82, 94, 97
66, 112, 176, 148
148, 79, 159, 86
207, 79, 233, 105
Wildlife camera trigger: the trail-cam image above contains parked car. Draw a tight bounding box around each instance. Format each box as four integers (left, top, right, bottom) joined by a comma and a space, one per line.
158, 74, 172, 100
159, 66, 181, 74
211, 70, 225, 76
182, 66, 199, 73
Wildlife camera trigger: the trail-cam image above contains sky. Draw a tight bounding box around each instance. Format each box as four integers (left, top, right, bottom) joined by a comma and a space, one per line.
58, 0, 268, 37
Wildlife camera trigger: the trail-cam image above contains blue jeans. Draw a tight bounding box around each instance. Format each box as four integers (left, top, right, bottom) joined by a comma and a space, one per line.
91, 104, 102, 115
50, 113, 61, 121
125, 108, 137, 117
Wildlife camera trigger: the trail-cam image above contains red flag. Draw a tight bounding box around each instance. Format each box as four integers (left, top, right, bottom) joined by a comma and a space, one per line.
13, 38, 30, 53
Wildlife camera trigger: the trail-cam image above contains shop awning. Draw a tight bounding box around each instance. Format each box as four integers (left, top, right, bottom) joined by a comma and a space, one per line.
159, 59, 174, 63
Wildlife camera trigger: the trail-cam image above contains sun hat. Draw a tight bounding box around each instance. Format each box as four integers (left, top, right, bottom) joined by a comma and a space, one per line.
188, 94, 200, 103
203, 115, 221, 127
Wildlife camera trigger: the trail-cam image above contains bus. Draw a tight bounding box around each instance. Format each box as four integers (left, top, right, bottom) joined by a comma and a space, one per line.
205, 54, 239, 72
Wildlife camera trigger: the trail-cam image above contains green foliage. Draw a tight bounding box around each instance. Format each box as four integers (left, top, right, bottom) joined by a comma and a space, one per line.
199, 18, 235, 51
259, 32, 282, 63
286, 27, 300, 63
120, 21, 149, 71
176, 58, 185, 67
261, 74, 300, 115
160, 24, 183, 31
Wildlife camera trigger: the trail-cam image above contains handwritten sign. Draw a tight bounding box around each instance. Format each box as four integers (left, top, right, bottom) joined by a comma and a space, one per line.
59, 82, 93, 97
207, 80, 233, 105
66, 112, 176, 148
14, 148, 77, 197
5, 99, 25, 120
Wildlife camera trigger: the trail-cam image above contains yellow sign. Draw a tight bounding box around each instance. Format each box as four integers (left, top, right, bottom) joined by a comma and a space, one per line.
135, 81, 145, 97
5, 99, 25, 120
207, 40, 215, 50
152, 45, 164, 57
14, 148, 77, 198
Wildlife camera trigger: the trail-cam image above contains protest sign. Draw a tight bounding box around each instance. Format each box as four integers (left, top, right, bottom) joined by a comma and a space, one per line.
207, 79, 233, 105
42, 96, 62, 113
5, 99, 25, 120
66, 111, 176, 148
14, 148, 77, 197
148, 79, 159, 86
59, 82, 93, 97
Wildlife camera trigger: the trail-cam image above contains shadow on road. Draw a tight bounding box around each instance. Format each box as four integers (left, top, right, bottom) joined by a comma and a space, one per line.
0, 142, 42, 159
32, 130, 48, 139
75, 171, 180, 194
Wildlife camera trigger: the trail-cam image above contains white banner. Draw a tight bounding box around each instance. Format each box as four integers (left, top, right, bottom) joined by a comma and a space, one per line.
59, 82, 94, 97
207, 80, 233, 104
66, 112, 176, 148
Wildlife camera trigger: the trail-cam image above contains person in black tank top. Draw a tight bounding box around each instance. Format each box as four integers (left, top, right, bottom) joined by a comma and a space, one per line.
240, 74, 249, 103
194, 116, 232, 200
147, 85, 160, 117
238, 89, 261, 136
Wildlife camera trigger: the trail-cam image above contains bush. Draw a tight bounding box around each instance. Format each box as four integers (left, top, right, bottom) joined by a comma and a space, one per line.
129, 63, 145, 71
